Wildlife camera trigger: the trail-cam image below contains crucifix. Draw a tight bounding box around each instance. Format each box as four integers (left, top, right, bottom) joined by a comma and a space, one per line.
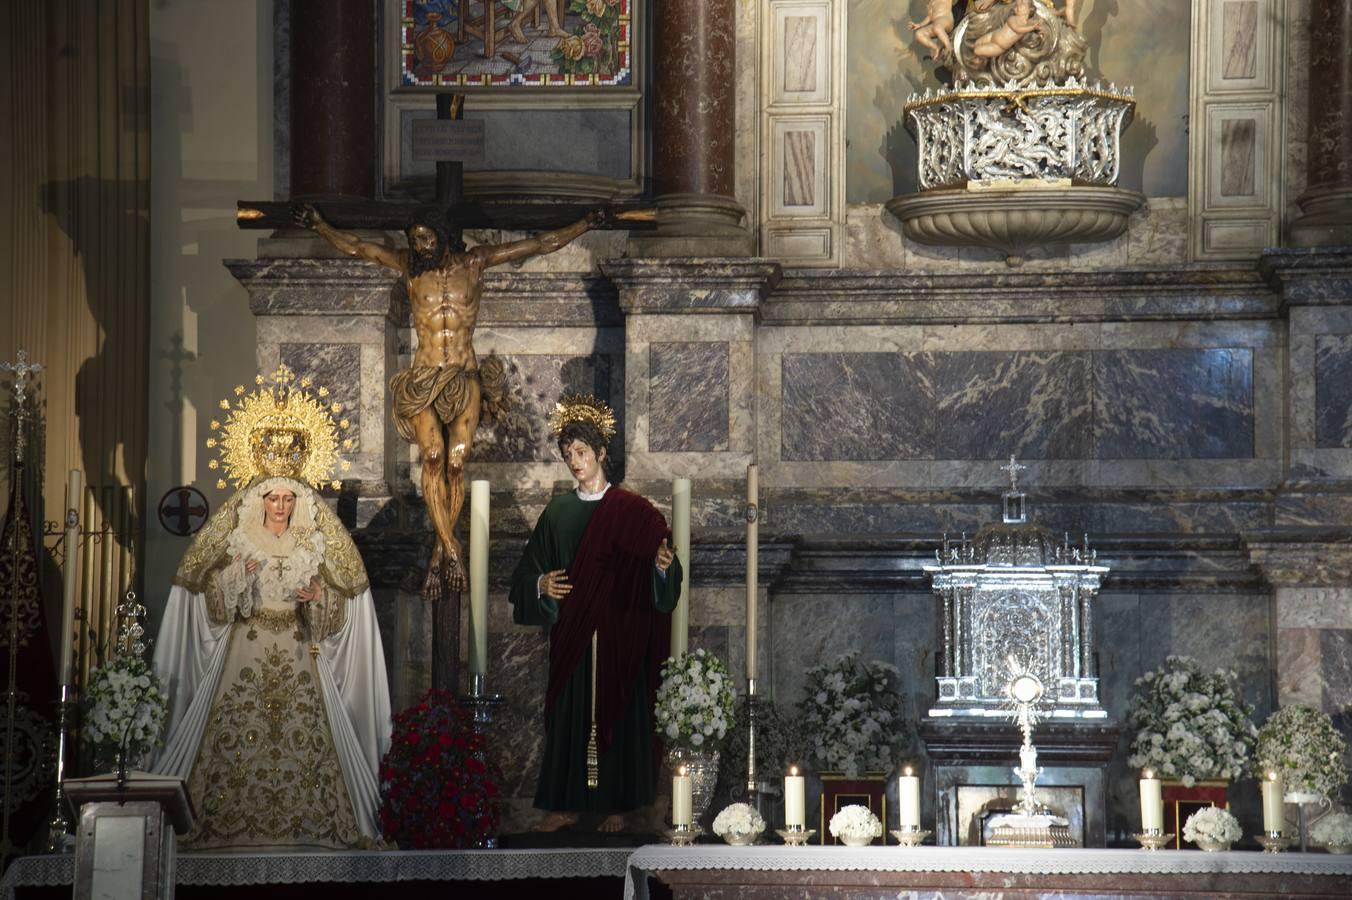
238, 95, 652, 694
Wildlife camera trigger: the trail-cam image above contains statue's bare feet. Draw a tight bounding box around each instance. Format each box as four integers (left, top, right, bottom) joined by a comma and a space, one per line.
598, 814, 625, 833
536, 812, 578, 832
508, 19, 528, 43
443, 551, 468, 593
422, 550, 444, 603
549, 27, 570, 38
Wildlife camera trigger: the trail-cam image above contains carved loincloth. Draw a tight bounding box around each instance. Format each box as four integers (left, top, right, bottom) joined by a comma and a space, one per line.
388, 358, 504, 443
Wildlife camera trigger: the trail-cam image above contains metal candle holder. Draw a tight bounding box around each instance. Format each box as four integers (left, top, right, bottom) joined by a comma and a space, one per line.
1133, 828, 1173, 851
457, 672, 504, 849
1256, 830, 1292, 853
776, 826, 816, 846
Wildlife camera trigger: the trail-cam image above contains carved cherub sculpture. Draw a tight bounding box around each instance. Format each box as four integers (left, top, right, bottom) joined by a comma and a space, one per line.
973, 0, 1043, 59
910, 0, 957, 59
1054, 0, 1080, 28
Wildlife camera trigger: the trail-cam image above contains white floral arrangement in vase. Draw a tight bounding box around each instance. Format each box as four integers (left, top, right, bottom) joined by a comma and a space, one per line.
1311, 811, 1352, 853
1255, 705, 1349, 799
83, 654, 169, 771
655, 648, 737, 751
1126, 656, 1257, 786
1181, 806, 1242, 851
828, 804, 883, 847
797, 650, 907, 778
712, 802, 766, 846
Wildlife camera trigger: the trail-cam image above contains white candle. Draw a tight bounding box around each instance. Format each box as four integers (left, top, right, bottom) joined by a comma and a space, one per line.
785, 766, 806, 828
59, 469, 82, 687
1261, 771, 1284, 833
670, 478, 691, 657
1139, 770, 1163, 832
898, 766, 920, 828
672, 766, 692, 826
745, 464, 758, 682
468, 479, 490, 676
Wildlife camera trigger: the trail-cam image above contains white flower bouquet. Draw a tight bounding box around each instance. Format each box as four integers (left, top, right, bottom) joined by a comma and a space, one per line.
83, 654, 168, 770
1311, 812, 1352, 851
1126, 656, 1257, 786
797, 650, 906, 778
1182, 806, 1242, 848
828, 804, 882, 846
1255, 705, 1349, 798
655, 648, 737, 751
712, 802, 765, 845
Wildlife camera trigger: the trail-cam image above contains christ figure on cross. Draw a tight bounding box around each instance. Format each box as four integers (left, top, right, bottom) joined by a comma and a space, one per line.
295, 203, 609, 599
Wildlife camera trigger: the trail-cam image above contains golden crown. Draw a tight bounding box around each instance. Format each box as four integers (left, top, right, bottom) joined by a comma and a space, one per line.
547, 393, 616, 443
207, 365, 353, 490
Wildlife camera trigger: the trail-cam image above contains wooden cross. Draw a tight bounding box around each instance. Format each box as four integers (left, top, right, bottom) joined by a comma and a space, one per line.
235, 93, 654, 235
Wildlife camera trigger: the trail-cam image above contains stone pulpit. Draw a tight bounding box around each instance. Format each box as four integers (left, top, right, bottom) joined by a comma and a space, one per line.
919, 459, 1120, 847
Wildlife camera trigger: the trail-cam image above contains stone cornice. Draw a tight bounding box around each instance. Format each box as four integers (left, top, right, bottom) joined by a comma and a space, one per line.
601, 258, 783, 315
1244, 526, 1352, 587
225, 257, 407, 320
1258, 247, 1352, 307
766, 266, 1277, 325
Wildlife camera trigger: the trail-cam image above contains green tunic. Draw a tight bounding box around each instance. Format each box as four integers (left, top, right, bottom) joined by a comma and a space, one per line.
509, 490, 682, 814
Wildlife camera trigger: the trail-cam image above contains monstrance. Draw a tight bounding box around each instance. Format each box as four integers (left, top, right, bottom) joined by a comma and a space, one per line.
986, 657, 1077, 848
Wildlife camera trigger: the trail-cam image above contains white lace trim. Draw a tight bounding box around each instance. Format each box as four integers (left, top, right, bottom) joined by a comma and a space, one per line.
576, 482, 611, 502
221, 478, 327, 618
623, 845, 1352, 899
0, 849, 632, 894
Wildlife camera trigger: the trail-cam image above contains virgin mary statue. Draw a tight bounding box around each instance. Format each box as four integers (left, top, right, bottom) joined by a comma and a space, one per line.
151, 368, 391, 850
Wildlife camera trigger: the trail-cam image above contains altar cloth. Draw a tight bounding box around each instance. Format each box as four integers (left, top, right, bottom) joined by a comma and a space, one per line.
625, 844, 1352, 900
0, 847, 632, 898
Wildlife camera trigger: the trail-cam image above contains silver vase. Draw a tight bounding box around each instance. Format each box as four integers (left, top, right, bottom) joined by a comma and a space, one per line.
668, 746, 721, 824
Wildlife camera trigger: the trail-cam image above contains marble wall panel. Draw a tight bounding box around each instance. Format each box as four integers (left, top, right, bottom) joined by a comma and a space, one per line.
280, 342, 362, 450
472, 353, 619, 464
1092, 349, 1255, 459
649, 342, 730, 453
1320, 629, 1352, 715
1221, 1, 1259, 80
782, 15, 818, 93
933, 352, 1092, 460
781, 352, 935, 460
783, 131, 816, 207
1220, 118, 1258, 197
1315, 334, 1352, 448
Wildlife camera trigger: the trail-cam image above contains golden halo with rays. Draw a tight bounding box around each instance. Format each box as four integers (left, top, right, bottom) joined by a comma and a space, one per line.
206, 365, 354, 491
547, 392, 616, 442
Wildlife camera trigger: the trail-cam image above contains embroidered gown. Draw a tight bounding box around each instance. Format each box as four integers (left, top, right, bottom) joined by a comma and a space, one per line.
152, 476, 391, 850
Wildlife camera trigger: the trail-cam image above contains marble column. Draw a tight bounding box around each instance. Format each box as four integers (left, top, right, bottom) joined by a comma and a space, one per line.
289, 0, 376, 201
1289, 0, 1352, 246
631, 0, 755, 256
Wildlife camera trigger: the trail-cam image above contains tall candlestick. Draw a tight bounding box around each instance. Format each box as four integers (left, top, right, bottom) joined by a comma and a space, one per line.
1139, 770, 1163, 832
1261, 771, 1284, 833
898, 766, 921, 828
468, 479, 490, 677
745, 464, 758, 681
671, 478, 691, 657
785, 766, 806, 828
672, 765, 693, 826
59, 470, 82, 687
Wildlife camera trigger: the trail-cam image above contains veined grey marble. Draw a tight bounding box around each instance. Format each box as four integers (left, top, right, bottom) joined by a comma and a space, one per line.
649, 342, 730, 452
1315, 334, 1352, 448
781, 352, 935, 460
473, 353, 620, 464
1092, 349, 1255, 459
280, 342, 362, 450
934, 352, 1092, 460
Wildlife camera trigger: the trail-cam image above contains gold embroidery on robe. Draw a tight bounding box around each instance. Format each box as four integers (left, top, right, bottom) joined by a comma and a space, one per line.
183, 638, 361, 849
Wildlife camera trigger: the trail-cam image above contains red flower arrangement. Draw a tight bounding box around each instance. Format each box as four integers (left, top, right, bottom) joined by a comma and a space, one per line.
378, 689, 501, 848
